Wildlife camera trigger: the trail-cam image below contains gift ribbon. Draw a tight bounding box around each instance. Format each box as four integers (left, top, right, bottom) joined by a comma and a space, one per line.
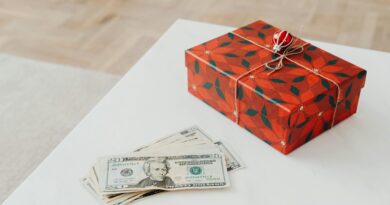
232, 31, 341, 128
186, 31, 341, 129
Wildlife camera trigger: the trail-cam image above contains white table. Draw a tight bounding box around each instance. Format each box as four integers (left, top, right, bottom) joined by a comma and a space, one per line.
3, 19, 390, 205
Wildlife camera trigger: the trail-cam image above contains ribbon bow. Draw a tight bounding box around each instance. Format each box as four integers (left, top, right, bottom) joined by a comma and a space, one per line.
265, 39, 307, 75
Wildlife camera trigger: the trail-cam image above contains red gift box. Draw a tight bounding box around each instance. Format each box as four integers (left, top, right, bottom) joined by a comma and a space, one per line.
185, 20, 367, 154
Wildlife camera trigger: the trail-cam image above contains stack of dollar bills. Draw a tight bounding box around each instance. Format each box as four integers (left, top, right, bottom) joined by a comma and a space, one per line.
82, 126, 245, 205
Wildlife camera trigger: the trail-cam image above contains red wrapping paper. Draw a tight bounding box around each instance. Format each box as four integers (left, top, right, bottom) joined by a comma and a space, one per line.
185, 20, 367, 154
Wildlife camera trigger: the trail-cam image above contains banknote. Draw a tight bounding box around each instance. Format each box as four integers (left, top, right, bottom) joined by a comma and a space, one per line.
82, 126, 244, 205
214, 140, 245, 171
99, 152, 230, 193
88, 143, 243, 203
132, 126, 213, 154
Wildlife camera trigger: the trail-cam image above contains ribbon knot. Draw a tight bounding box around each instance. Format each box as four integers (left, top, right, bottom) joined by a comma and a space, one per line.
266, 39, 306, 75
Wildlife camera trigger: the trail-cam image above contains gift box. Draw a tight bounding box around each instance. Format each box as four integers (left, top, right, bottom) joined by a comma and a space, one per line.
185, 20, 367, 154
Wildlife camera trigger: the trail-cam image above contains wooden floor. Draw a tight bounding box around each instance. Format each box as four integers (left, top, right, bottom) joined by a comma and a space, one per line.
0, 0, 388, 75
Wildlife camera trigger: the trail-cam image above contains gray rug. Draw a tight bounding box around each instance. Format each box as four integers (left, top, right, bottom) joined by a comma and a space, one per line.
0, 54, 120, 202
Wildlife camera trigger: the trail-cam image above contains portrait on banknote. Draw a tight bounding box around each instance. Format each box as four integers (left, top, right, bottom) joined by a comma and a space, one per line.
137, 157, 175, 188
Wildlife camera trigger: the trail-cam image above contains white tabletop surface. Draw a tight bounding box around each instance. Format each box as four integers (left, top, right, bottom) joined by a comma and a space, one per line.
3, 19, 390, 205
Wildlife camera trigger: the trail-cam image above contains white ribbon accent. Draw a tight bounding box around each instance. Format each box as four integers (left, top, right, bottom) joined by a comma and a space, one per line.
232, 32, 341, 128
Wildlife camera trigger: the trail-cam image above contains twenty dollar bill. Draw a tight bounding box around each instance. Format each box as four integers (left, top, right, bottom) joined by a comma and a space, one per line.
99, 152, 230, 193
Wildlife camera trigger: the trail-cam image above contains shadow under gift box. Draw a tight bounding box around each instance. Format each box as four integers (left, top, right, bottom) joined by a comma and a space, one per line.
185, 20, 367, 155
